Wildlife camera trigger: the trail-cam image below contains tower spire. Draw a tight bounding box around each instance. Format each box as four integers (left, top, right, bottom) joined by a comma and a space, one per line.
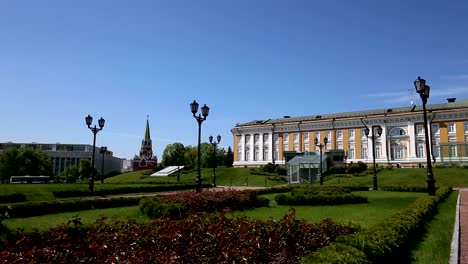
144, 115, 151, 141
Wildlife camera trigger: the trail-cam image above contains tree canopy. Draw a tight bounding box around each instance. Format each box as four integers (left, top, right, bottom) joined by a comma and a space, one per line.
0, 147, 53, 182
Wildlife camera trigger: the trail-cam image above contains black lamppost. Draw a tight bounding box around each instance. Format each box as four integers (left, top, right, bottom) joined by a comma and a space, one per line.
364, 125, 383, 190
414, 76, 436, 196
314, 136, 328, 185
99, 146, 107, 184
209, 134, 221, 187
85, 114, 105, 193
190, 100, 209, 192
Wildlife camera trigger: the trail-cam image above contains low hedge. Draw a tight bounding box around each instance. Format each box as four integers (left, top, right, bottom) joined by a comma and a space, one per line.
379, 185, 428, 192
275, 193, 368, 206
303, 186, 452, 263
0, 193, 27, 204
247, 186, 293, 195
53, 184, 211, 198
0, 196, 143, 218
291, 186, 351, 196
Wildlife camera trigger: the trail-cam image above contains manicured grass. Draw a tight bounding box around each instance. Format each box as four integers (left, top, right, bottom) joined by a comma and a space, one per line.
410, 190, 458, 263
98, 167, 286, 187
324, 167, 468, 187
2, 206, 148, 233
230, 191, 426, 228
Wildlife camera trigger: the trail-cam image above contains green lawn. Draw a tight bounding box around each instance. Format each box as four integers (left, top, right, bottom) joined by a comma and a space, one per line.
410, 190, 458, 263
324, 167, 468, 187
230, 191, 426, 228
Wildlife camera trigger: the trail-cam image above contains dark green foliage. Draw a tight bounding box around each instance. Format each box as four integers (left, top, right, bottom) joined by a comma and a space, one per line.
275, 166, 287, 175
255, 196, 270, 207
139, 189, 270, 219
0, 196, 142, 218
251, 186, 293, 195
0, 147, 53, 182
224, 146, 234, 167
291, 185, 351, 196
327, 165, 348, 174
301, 243, 371, 264
262, 163, 277, 173
304, 187, 452, 263
0, 211, 358, 263
379, 185, 428, 192
275, 193, 368, 206
346, 161, 368, 174
161, 142, 185, 167
52, 184, 211, 198
0, 193, 27, 203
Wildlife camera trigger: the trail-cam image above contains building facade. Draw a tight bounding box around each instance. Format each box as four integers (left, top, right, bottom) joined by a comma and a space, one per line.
0, 142, 123, 176
232, 98, 468, 168
133, 116, 158, 171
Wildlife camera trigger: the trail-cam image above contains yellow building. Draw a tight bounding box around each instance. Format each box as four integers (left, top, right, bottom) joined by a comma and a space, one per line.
231, 98, 468, 167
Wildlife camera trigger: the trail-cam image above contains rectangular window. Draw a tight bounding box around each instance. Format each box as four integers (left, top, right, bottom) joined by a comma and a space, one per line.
433, 145, 440, 157
362, 148, 367, 159
283, 133, 289, 142
326, 131, 331, 140
263, 149, 268, 161
337, 130, 343, 139
274, 134, 279, 143
237, 147, 242, 161
361, 128, 367, 138
465, 122, 468, 133
303, 132, 309, 142
432, 124, 440, 134
375, 146, 381, 159
314, 132, 320, 141
254, 134, 260, 143
448, 123, 456, 133
349, 129, 355, 139
254, 146, 259, 161
449, 145, 457, 157
263, 133, 269, 142
294, 143, 299, 151
416, 125, 423, 134
293, 133, 299, 142
349, 148, 355, 159
304, 142, 309, 152
237, 136, 242, 146
417, 145, 424, 158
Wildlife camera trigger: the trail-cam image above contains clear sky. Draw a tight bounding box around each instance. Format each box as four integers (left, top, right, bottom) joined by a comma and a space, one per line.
1, 0, 467, 160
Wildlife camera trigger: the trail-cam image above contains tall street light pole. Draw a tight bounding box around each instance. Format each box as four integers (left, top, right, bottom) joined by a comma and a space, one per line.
314, 136, 328, 185
100, 146, 107, 184
209, 135, 221, 187
414, 76, 436, 196
364, 125, 383, 190
85, 114, 105, 193
191, 100, 209, 192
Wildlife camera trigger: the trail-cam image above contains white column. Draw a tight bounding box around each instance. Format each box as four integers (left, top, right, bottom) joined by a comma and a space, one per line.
249, 134, 254, 161
259, 133, 264, 161
380, 126, 387, 160
407, 123, 416, 158
240, 134, 245, 161
269, 132, 274, 162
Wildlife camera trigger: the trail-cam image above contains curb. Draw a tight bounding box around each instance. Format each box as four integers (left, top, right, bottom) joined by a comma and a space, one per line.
450, 190, 461, 264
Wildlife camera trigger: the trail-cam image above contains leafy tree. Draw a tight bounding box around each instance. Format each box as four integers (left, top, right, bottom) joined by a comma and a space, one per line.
59, 165, 80, 183
161, 143, 185, 167
79, 159, 97, 181
0, 147, 53, 183
224, 146, 234, 167
184, 145, 198, 170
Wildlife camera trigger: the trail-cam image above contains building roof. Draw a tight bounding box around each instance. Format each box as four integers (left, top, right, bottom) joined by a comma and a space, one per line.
287, 154, 324, 165
236, 99, 468, 127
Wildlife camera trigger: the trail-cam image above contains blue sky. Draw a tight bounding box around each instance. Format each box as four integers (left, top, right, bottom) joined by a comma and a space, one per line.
1, 0, 467, 160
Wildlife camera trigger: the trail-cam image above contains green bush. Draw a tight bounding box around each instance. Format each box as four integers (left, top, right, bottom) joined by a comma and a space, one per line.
379, 185, 428, 192
0, 193, 27, 204
346, 162, 368, 174
0, 196, 142, 218
327, 165, 347, 174
139, 197, 184, 219
255, 196, 270, 207
275, 193, 367, 206
252, 186, 293, 195
291, 186, 351, 196
275, 166, 287, 175
262, 163, 277, 173
301, 243, 370, 264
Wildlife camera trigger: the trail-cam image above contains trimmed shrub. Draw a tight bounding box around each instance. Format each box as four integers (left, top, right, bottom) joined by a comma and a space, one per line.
346, 162, 367, 174
249, 186, 293, 195
291, 186, 351, 196
275, 193, 367, 206
327, 165, 347, 174
379, 185, 428, 192
0, 196, 142, 218
0, 193, 27, 204
301, 243, 370, 264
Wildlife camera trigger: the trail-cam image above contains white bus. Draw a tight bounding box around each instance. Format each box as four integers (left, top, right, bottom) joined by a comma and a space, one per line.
10, 176, 51, 184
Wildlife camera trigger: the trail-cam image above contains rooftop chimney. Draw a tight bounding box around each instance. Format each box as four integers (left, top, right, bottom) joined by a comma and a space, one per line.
447, 98, 456, 103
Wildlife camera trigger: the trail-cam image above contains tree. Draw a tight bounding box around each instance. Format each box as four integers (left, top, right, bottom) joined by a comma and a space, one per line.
0, 147, 53, 183
161, 143, 185, 167
184, 145, 197, 170
79, 159, 97, 182
59, 165, 80, 183
224, 146, 234, 167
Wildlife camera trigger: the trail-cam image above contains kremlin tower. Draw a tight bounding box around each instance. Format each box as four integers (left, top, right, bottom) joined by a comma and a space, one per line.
132, 116, 158, 171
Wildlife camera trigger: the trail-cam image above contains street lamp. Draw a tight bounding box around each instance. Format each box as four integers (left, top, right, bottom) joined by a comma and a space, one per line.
314, 136, 328, 185
209, 134, 221, 187
364, 125, 383, 190
414, 76, 436, 195
99, 146, 107, 184
85, 114, 105, 193
191, 100, 209, 192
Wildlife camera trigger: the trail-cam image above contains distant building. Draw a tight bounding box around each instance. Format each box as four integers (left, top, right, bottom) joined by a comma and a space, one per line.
232, 98, 468, 168
0, 142, 123, 176
133, 116, 158, 171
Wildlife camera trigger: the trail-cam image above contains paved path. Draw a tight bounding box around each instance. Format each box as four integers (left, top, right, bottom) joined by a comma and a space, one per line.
459, 190, 468, 264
